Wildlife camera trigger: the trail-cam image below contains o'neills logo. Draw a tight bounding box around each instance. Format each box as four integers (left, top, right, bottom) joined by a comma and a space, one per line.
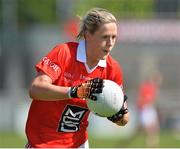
42, 57, 60, 72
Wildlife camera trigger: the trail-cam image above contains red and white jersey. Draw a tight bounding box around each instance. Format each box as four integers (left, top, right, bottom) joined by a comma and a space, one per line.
25, 40, 123, 148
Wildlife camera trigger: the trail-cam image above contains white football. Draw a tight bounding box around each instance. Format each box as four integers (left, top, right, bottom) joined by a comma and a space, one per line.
86, 80, 124, 117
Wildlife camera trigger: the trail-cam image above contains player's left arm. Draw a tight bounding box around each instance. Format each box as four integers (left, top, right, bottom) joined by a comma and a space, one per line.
108, 61, 129, 126
107, 95, 129, 126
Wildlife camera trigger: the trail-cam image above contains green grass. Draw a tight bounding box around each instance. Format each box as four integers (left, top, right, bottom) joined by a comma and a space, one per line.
0, 132, 27, 148
89, 131, 180, 148
0, 131, 180, 148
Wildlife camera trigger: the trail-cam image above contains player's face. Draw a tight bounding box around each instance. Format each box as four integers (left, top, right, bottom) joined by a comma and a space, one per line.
86, 22, 117, 60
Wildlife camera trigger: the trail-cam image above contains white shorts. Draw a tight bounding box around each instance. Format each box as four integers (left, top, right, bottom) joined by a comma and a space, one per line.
78, 140, 89, 148
140, 105, 158, 126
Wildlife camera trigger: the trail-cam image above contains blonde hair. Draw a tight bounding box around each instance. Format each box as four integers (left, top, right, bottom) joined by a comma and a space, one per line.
77, 8, 117, 40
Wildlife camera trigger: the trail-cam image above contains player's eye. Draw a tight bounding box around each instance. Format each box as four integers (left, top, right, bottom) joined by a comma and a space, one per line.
112, 35, 116, 40
102, 35, 108, 39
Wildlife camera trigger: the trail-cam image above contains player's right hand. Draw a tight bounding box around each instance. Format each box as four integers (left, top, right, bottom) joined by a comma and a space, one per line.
69, 78, 104, 100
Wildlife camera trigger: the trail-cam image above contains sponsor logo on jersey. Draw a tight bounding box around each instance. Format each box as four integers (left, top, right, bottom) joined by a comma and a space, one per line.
42, 57, 60, 72
58, 105, 88, 132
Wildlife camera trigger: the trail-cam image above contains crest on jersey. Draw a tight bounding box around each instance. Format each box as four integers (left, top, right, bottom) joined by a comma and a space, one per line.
58, 105, 88, 132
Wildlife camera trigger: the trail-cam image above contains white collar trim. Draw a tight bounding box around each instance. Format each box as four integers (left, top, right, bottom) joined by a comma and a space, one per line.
77, 40, 106, 68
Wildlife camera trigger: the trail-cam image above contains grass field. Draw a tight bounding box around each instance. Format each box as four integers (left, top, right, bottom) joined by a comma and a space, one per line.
0, 131, 180, 148
89, 131, 180, 148
0, 132, 27, 148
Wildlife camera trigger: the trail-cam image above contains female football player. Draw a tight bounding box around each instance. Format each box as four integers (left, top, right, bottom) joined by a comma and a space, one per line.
25, 8, 129, 148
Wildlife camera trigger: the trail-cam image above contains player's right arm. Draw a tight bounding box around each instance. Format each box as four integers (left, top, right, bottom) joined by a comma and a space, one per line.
29, 71, 104, 101
29, 71, 70, 101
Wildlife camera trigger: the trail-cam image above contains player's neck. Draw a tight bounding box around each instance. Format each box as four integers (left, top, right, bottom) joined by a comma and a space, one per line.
86, 51, 99, 69
86, 61, 98, 69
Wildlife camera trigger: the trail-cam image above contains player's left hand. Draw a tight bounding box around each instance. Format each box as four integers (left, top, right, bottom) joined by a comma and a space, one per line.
107, 95, 129, 126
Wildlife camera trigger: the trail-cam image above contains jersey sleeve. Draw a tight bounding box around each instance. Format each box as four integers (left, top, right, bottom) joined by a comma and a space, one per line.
107, 61, 124, 89
113, 62, 123, 88
35, 45, 62, 82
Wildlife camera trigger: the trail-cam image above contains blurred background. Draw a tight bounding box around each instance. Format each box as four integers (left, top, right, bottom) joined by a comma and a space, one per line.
0, 0, 180, 147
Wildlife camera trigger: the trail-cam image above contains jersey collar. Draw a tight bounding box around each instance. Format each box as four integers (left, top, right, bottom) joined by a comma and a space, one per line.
77, 40, 106, 67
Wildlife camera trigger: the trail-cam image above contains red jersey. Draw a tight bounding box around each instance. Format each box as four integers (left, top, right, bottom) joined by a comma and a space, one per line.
137, 81, 158, 110
26, 40, 123, 148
